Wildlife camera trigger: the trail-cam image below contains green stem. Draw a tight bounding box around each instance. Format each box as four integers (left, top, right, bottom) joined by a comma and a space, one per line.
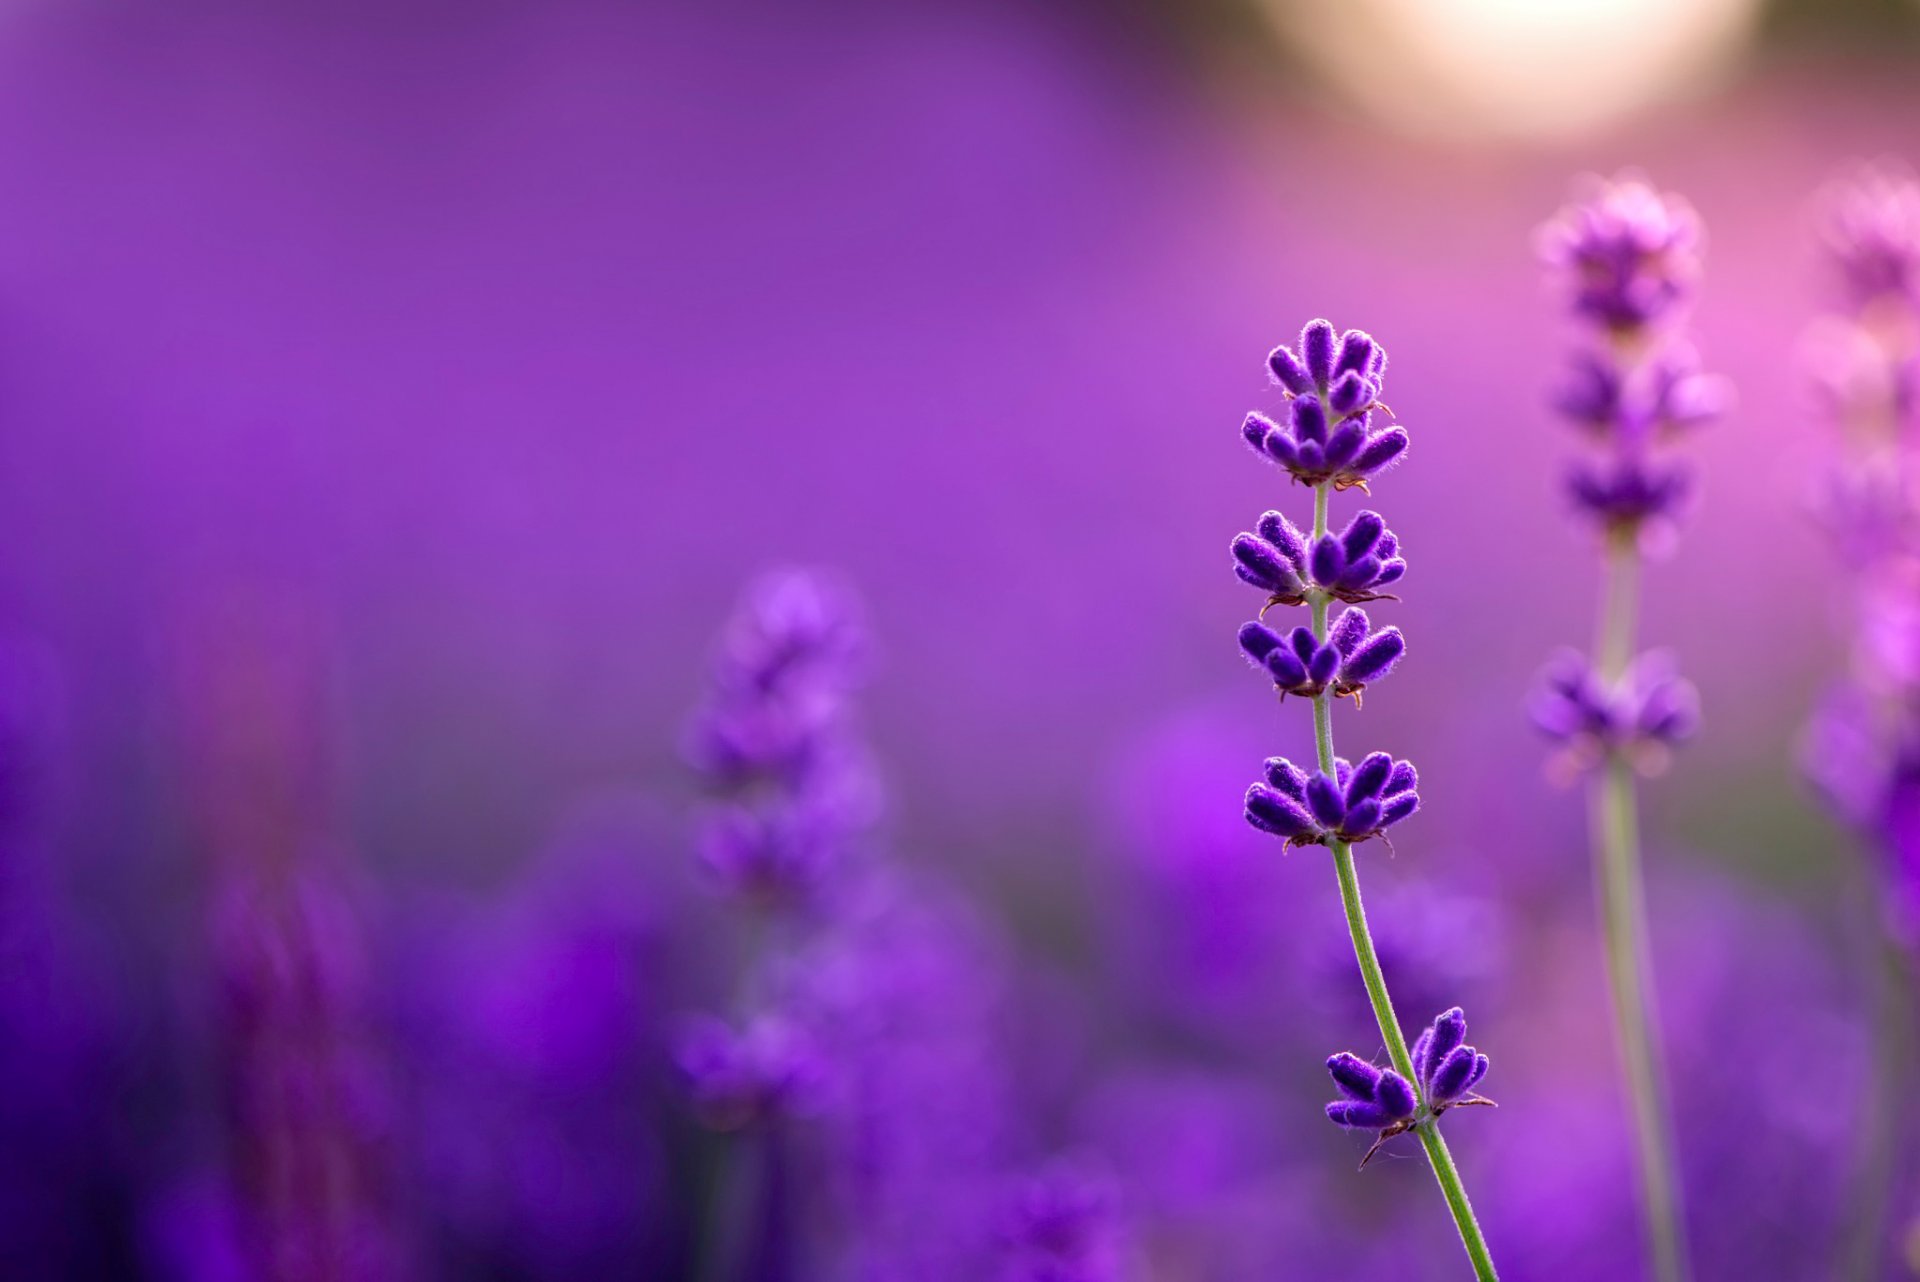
1592, 536, 1691, 1282
1840, 857, 1917, 1280
1310, 481, 1500, 1281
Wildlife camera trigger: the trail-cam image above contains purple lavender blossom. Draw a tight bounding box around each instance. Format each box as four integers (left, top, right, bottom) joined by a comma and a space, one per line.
685, 570, 865, 792
1818, 162, 1920, 309
1555, 343, 1730, 442
1566, 452, 1692, 539
1537, 175, 1703, 333
1246, 320, 1408, 492
1542, 174, 1721, 560
1244, 752, 1419, 848
676, 1013, 824, 1131
1322, 1053, 1417, 1131
1324, 1008, 1491, 1169
997, 1158, 1125, 1282
1410, 1006, 1493, 1112
687, 570, 874, 911
1231, 508, 1405, 607
1236, 607, 1404, 703
1532, 649, 1700, 777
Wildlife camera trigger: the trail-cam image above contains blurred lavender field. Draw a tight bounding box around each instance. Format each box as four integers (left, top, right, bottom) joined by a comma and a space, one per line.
2, 0, 1919, 1277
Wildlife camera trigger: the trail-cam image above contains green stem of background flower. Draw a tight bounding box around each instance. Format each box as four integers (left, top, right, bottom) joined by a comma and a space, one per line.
1309, 481, 1500, 1282
1592, 530, 1691, 1282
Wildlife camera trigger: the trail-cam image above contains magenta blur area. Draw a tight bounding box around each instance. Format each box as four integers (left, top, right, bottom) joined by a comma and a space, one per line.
5, 0, 1920, 1278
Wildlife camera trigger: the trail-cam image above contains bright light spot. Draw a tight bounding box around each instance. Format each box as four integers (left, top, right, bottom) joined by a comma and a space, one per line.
1258, 0, 1762, 141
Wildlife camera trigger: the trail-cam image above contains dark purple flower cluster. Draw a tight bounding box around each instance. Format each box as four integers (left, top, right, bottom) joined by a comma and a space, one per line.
1244, 752, 1418, 849
675, 570, 873, 1146
1819, 161, 1920, 309
1532, 650, 1700, 776
686, 570, 871, 910
1540, 174, 1726, 546
1244, 320, 1408, 492
1537, 174, 1702, 332
1800, 166, 1920, 952
996, 1159, 1125, 1282
675, 1013, 823, 1132
1231, 508, 1406, 607
1236, 607, 1404, 703
1324, 1007, 1492, 1164
1230, 321, 1500, 1199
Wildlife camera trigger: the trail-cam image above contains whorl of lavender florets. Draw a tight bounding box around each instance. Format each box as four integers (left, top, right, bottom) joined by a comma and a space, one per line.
1324, 1008, 1491, 1165
997, 1158, 1124, 1282
1246, 320, 1408, 492
1566, 456, 1692, 541
1532, 649, 1700, 777
686, 570, 865, 789
1554, 342, 1730, 443
674, 1013, 824, 1131
1236, 606, 1405, 704
1818, 162, 1920, 310
1230, 508, 1405, 608
1409, 1006, 1493, 1111
1244, 751, 1419, 848
1538, 174, 1703, 333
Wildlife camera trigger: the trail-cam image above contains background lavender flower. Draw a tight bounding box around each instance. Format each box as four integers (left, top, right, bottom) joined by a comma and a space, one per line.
1533, 649, 1700, 778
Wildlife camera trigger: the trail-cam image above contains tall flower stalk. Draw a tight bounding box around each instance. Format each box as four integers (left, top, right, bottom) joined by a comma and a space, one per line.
1798, 161, 1920, 1280
677, 570, 865, 1279
1235, 320, 1499, 1279
1532, 175, 1725, 1282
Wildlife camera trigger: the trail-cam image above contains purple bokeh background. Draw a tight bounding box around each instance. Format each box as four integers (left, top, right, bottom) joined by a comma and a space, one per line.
2, 0, 1916, 1277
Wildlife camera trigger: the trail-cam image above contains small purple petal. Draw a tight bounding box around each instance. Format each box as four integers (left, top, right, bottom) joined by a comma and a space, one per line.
1306, 773, 1347, 829
1268, 344, 1314, 395
1302, 320, 1337, 386
1326, 1052, 1383, 1101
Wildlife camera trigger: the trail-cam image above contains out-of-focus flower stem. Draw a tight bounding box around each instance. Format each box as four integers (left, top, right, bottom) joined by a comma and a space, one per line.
1592, 529, 1691, 1282
1309, 481, 1499, 1281
1844, 860, 1916, 1281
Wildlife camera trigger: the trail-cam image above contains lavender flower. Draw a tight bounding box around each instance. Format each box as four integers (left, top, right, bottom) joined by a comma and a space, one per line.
1231, 319, 1497, 1275
687, 570, 873, 910
1236, 607, 1404, 703
1538, 174, 1709, 1282
1532, 649, 1700, 776
1324, 1008, 1491, 1167
1246, 321, 1408, 492
1410, 1007, 1493, 1112
997, 1159, 1125, 1282
1231, 509, 1406, 607
1323, 1054, 1416, 1132
675, 1013, 823, 1132
1567, 457, 1692, 539
1243, 752, 1418, 848
1555, 343, 1729, 442
1819, 162, 1920, 309
1537, 174, 1702, 332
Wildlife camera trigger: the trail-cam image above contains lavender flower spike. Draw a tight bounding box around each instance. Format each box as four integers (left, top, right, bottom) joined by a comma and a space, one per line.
1246, 320, 1408, 492
1538, 176, 1705, 1282
1231, 319, 1498, 1277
